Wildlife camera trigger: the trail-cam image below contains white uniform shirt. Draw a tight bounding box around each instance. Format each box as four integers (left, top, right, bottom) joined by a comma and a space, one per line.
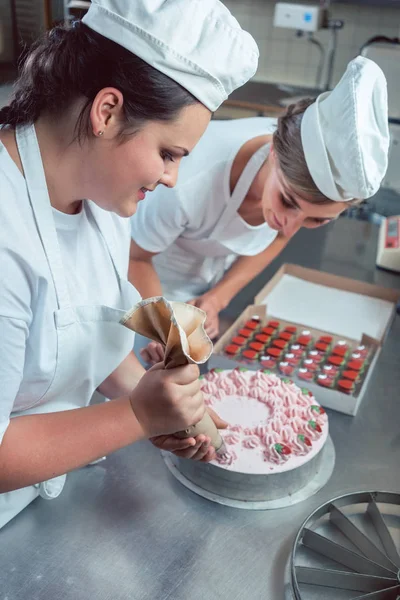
0, 141, 131, 442
130, 118, 278, 301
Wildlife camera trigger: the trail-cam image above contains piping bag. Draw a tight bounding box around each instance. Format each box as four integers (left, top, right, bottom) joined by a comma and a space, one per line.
120, 296, 227, 456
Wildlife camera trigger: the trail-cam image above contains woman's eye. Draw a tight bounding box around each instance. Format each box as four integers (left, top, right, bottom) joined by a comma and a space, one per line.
161, 150, 174, 162
280, 194, 293, 209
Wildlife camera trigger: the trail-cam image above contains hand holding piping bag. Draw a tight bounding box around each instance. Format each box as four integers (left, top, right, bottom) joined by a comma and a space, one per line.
120, 297, 228, 456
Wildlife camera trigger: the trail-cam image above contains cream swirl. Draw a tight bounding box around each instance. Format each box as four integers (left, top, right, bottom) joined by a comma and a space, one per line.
219, 378, 237, 395
242, 436, 260, 449
224, 433, 241, 445
216, 450, 237, 466
263, 443, 292, 464
228, 370, 248, 388
291, 434, 312, 456
301, 420, 323, 441
200, 381, 219, 396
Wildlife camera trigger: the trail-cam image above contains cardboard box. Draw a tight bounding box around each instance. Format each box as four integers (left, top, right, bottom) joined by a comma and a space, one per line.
210, 264, 400, 416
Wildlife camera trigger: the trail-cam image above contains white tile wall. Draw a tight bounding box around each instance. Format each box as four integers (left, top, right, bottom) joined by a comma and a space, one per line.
223, 0, 400, 87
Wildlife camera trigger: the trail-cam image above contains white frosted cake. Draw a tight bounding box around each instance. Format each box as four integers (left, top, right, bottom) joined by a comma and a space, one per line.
171, 367, 329, 503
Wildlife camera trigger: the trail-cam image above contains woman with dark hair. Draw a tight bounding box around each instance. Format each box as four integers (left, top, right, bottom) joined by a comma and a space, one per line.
0, 0, 259, 527
130, 57, 390, 360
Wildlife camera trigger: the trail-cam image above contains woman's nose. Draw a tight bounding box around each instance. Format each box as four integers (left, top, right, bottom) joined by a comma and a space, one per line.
159, 165, 179, 189
282, 212, 304, 237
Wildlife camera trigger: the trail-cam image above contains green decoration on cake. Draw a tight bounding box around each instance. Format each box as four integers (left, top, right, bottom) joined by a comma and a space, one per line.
310, 405, 325, 415
274, 443, 291, 455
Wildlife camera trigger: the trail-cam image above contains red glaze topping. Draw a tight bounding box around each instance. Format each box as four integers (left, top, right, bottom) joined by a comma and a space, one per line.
232, 336, 247, 346
249, 341, 264, 352
319, 335, 333, 344
284, 326, 297, 334
298, 368, 313, 381
279, 331, 293, 341
267, 320, 280, 329
238, 328, 253, 338
332, 345, 348, 357
297, 335, 312, 346
328, 355, 345, 366
244, 320, 259, 330
347, 359, 364, 371
342, 370, 358, 381
242, 349, 258, 360
315, 342, 329, 352
338, 378, 354, 392
262, 326, 276, 336
266, 347, 282, 358
225, 344, 240, 355
272, 339, 288, 349
255, 333, 270, 344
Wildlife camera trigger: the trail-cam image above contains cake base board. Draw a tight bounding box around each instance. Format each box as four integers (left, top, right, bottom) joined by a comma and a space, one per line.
162, 435, 335, 510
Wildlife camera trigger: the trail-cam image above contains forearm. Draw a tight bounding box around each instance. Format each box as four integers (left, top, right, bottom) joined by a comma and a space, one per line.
0, 397, 144, 493
128, 258, 162, 298
98, 351, 145, 399
212, 235, 289, 307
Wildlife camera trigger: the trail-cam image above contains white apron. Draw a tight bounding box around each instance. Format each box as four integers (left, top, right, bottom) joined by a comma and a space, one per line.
0, 124, 139, 528
155, 143, 277, 302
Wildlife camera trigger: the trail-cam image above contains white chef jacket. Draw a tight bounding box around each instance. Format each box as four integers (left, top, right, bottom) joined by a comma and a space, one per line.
0, 139, 132, 442
130, 117, 278, 302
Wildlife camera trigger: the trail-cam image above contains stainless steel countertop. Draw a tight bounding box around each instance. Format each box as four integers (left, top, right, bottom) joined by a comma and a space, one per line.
1, 218, 399, 600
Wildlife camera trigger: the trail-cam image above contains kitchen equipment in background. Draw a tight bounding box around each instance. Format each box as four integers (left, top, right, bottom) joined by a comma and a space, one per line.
273, 3, 324, 32
290, 491, 400, 600
273, 2, 344, 92
361, 38, 400, 121
376, 216, 400, 273
361, 39, 400, 200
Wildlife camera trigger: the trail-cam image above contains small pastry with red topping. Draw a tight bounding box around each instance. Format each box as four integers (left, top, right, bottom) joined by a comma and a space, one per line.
224, 344, 240, 356
232, 335, 247, 346
278, 361, 294, 376
297, 330, 313, 347
298, 368, 314, 382
238, 327, 253, 338
242, 349, 259, 361
260, 355, 276, 369
337, 378, 355, 394
332, 340, 349, 357
316, 373, 335, 388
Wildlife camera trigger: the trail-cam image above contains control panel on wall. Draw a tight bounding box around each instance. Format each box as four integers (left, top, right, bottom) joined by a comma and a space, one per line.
273, 3, 324, 32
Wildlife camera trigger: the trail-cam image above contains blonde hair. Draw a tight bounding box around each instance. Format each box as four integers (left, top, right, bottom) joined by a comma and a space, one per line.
273, 99, 361, 206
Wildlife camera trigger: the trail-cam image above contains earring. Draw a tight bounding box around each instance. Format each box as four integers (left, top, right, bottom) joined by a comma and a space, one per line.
98, 130, 104, 136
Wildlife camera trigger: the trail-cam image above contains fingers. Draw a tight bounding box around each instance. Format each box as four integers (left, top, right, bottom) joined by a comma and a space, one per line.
172, 435, 212, 460
140, 342, 164, 365
150, 435, 197, 452
204, 323, 219, 340
165, 363, 200, 385
207, 406, 228, 429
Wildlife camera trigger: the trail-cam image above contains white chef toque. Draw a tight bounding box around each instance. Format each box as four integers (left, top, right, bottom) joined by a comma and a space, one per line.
301, 57, 389, 201
82, 0, 259, 112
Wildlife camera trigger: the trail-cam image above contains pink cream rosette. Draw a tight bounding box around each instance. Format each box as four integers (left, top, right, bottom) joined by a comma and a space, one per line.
216, 450, 237, 466
242, 436, 260, 449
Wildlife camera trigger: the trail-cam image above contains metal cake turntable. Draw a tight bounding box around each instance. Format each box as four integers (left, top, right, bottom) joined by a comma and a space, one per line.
290, 491, 400, 599
162, 434, 335, 510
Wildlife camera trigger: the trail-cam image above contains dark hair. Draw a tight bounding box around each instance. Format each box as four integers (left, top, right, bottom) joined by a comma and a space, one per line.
0, 21, 199, 141
274, 99, 361, 205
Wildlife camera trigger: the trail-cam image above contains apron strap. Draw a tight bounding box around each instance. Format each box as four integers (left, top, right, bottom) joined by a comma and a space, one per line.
87, 201, 126, 281
211, 143, 271, 236
16, 124, 71, 310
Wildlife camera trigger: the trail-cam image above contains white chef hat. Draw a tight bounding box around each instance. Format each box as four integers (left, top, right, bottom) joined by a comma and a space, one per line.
301, 57, 389, 201
81, 0, 259, 112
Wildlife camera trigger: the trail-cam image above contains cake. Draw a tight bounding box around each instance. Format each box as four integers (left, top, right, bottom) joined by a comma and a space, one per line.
171, 367, 329, 502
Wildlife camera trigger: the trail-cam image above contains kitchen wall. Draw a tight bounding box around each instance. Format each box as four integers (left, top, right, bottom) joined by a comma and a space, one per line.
224, 0, 400, 87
